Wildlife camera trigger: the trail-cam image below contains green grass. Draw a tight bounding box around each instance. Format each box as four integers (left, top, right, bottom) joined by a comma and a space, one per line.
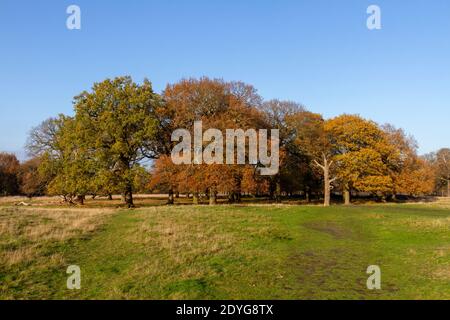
0, 203, 449, 299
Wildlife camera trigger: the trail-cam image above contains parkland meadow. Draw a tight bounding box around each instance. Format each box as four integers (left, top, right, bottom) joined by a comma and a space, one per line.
0, 198, 448, 300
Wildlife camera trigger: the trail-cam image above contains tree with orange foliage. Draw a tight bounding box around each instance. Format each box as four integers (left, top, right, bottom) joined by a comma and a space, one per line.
395, 157, 435, 197
152, 77, 267, 205
0, 153, 20, 196
148, 155, 181, 203
18, 156, 50, 198
382, 124, 435, 198
241, 165, 270, 197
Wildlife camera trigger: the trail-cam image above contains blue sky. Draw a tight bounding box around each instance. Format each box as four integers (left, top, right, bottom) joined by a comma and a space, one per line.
0, 0, 449, 158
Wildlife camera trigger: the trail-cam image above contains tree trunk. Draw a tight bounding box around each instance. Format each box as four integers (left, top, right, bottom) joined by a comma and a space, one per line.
275, 180, 282, 203
269, 180, 275, 201
233, 177, 242, 203
167, 188, 174, 205
229, 192, 241, 203
125, 192, 134, 208
315, 154, 334, 207
193, 192, 199, 205
447, 179, 450, 197
124, 183, 134, 208
76, 195, 85, 205
175, 191, 180, 199
209, 188, 217, 205
304, 187, 311, 203
343, 184, 351, 205
107, 194, 113, 200
324, 166, 331, 207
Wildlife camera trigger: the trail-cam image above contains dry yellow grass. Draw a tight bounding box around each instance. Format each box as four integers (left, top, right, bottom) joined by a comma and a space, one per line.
130, 207, 244, 266
400, 216, 450, 231
0, 207, 115, 267
0, 196, 62, 206
416, 197, 450, 209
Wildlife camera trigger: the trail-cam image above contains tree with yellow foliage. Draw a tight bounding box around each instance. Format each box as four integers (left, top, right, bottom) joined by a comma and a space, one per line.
325, 115, 398, 204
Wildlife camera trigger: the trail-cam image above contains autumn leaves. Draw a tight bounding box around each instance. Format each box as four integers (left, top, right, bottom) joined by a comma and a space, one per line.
17, 76, 447, 207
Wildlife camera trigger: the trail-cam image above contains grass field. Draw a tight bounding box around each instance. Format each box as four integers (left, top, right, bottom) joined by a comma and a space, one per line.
0, 199, 449, 300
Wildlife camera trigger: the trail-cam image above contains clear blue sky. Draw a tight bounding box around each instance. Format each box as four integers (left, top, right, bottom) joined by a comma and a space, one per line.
1, 0, 449, 159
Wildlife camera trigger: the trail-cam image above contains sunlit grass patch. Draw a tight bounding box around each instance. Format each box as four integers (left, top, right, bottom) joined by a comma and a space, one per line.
0, 202, 448, 300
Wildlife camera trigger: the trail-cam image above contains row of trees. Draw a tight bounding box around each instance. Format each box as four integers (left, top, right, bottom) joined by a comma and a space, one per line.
1, 76, 449, 206
0, 154, 47, 197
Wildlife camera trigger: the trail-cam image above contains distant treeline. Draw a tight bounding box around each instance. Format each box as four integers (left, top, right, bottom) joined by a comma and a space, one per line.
1, 76, 449, 206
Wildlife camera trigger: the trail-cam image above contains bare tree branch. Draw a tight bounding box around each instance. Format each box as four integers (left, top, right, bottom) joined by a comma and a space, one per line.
313, 159, 324, 170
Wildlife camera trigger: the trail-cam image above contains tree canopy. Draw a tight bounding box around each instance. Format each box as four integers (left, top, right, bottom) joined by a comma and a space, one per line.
3, 75, 443, 206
